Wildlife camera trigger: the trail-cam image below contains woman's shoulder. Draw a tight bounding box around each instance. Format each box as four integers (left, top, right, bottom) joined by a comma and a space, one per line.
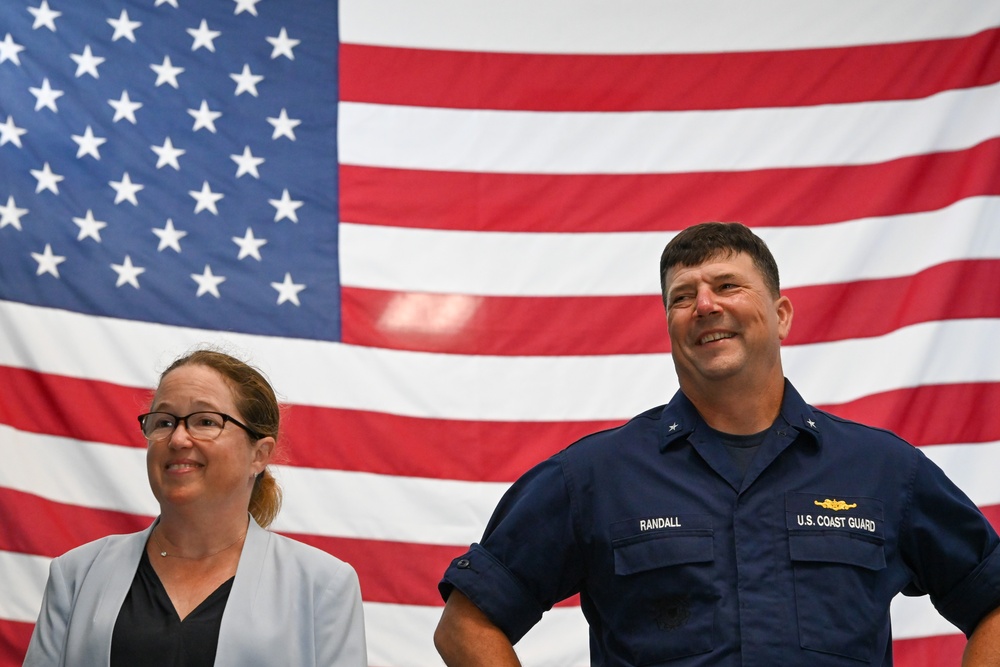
49, 529, 148, 577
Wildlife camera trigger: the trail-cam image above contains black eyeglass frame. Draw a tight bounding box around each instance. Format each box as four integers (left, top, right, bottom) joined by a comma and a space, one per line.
137, 411, 265, 441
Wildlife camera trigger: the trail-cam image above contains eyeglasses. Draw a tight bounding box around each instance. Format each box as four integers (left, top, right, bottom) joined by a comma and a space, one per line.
137, 411, 264, 441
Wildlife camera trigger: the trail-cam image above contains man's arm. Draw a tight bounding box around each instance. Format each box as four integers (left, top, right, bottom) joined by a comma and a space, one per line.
963, 606, 1000, 666
434, 589, 522, 667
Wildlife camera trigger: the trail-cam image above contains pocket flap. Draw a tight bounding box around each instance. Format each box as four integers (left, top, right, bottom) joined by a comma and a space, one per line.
789, 532, 886, 571
614, 533, 714, 575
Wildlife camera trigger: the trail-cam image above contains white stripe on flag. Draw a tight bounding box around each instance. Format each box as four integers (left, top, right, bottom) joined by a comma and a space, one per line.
338, 83, 1000, 173
341, 0, 1000, 53
340, 196, 1000, 296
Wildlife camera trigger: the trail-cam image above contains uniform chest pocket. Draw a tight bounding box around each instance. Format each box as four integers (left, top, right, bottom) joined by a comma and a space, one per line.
787, 493, 886, 663
610, 526, 718, 665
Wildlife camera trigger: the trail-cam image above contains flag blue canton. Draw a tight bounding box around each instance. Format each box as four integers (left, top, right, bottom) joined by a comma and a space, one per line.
0, 0, 341, 341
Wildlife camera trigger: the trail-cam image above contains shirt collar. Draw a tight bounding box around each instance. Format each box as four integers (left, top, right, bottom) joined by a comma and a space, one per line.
658, 379, 822, 451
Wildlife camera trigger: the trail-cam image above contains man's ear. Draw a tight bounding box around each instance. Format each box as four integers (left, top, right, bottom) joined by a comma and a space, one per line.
776, 295, 793, 341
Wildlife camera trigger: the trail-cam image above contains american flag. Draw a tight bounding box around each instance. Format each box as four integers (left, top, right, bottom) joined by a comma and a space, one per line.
1, 0, 999, 665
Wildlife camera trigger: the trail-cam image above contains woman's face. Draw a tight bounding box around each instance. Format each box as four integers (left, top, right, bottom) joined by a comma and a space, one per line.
145, 364, 272, 516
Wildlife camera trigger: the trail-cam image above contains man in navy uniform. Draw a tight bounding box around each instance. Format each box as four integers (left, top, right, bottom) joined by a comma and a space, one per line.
435, 222, 1000, 665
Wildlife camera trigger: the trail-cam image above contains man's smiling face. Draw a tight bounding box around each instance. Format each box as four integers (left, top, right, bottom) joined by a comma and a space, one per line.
664, 251, 792, 392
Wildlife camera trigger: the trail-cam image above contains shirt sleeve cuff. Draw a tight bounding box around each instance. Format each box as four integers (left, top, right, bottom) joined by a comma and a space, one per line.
936, 541, 1000, 636
438, 543, 545, 643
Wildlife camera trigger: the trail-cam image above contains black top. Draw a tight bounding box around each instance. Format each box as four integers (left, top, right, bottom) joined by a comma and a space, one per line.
111, 549, 234, 667
709, 426, 768, 479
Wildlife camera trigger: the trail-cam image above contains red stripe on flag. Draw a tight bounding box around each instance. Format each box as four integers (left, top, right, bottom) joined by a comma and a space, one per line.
982, 504, 1000, 533
0, 489, 149, 558
891, 633, 967, 667
4, 367, 999, 481
342, 260, 1000, 356
281, 405, 614, 481
784, 260, 1000, 347
0, 620, 33, 667
341, 289, 670, 356
0, 366, 146, 448
340, 139, 1000, 233
818, 382, 1000, 448
341, 28, 1000, 111
284, 385, 1000, 479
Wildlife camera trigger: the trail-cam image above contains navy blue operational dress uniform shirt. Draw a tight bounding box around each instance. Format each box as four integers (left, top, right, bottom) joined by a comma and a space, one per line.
439, 381, 1000, 666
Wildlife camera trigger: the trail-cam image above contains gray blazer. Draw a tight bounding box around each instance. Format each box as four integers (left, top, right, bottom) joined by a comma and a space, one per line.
23, 517, 367, 666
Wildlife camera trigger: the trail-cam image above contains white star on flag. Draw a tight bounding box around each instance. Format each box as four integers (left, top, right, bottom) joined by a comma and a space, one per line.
267, 28, 300, 60
31, 162, 63, 194
0, 116, 27, 148
155, 0, 179, 7
29, 78, 63, 112
109, 172, 143, 205
230, 64, 263, 97
31, 244, 65, 277
188, 20, 221, 52
271, 273, 305, 306
111, 255, 145, 288
72, 210, 107, 241
152, 219, 187, 252
108, 90, 142, 124
0, 33, 25, 65
269, 188, 303, 222
233, 0, 261, 16
151, 137, 186, 170
191, 265, 225, 297
70, 45, 105, 78
151, 55, 184, 88
107, 10, 141, 43
232, 227, 268, 260
267, 108, 300, 140
189, 181, 224, 215
28, 1, 61, 31
231, 146, 264, 178
0, 195, 28, 230
188, 100, 221, 133
71, 126, 107, 159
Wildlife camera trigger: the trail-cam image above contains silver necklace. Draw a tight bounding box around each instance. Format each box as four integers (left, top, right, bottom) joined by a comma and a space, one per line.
151, 526, 246, 559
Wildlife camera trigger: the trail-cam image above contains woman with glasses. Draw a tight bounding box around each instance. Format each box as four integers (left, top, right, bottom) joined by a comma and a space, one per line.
23, 349, 367, 666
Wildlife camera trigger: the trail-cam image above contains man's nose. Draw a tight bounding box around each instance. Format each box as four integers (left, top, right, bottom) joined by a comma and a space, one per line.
695, 288, 719, 316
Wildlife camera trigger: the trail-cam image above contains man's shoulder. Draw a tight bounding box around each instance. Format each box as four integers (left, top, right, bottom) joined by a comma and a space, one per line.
560, 404, 668, 460
808, 406, 915, 455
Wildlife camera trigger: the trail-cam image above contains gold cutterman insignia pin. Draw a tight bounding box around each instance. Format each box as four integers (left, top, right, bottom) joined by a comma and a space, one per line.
814, 499, 857, 511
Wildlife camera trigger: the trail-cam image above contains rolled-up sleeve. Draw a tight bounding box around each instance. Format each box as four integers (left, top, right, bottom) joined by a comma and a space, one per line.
902, 449, 1000, 635
439, 455, 583, 643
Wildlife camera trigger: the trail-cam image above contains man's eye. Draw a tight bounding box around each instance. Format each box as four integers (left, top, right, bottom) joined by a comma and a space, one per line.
153, 416, 175, 429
